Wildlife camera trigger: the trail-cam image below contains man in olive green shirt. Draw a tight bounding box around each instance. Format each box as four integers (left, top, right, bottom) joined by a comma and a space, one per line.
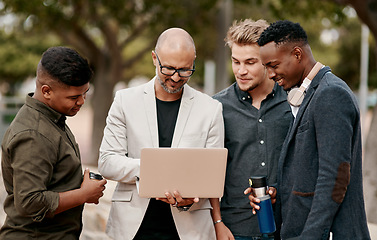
0, 46, 107, 239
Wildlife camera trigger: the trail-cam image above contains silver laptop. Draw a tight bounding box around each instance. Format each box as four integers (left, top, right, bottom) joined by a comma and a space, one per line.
138, 148, 228, 198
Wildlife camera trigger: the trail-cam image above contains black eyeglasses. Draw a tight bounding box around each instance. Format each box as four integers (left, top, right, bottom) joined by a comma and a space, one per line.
154, 51, 195, 78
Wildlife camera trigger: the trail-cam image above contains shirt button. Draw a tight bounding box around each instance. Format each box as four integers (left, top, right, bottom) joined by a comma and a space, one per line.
258, 119, 263, 123
260, 140, 264, 144
261, 162, 266, 166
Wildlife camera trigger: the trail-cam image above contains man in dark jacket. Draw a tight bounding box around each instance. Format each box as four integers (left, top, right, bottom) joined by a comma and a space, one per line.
252, 20, 371, 240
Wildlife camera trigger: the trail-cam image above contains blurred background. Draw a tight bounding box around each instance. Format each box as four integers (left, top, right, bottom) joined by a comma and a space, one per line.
0, 0, 376, 239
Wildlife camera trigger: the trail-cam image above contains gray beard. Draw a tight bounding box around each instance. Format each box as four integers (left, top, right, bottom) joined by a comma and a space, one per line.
156, 70, 187, 94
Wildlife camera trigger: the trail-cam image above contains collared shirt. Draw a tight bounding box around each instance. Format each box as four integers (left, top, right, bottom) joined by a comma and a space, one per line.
290, 105, 299, 118
213, 82, 292, 236
0, 93, 84, 240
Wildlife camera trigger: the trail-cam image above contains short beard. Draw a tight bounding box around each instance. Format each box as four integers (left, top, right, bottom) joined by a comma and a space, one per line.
156, 69, 187, 94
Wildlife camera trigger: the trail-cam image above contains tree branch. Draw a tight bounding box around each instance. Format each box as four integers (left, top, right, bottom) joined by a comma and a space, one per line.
55, 23, 102, 65
119, 6, 159, 49
122, 40, 156, 69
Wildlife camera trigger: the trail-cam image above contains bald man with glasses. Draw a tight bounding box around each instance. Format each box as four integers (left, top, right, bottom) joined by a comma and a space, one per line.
98, 28, 231, 240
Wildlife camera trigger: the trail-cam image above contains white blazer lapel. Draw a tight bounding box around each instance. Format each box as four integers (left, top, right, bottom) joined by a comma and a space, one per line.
171, 85, 195, 148
143, 78, 159, 148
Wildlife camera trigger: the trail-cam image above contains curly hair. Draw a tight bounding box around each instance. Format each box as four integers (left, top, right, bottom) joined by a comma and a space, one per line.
41, 46, 93, 86
257, 20, 308, 47
225, 19, 269, 48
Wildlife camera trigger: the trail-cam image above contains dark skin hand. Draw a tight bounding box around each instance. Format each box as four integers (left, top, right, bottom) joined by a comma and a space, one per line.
244, 186, 277, 215
55, 168, 107, 214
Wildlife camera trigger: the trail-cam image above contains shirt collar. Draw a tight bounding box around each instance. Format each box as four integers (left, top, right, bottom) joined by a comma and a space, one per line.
235, 82, 278, 102
26, 93, 67, 129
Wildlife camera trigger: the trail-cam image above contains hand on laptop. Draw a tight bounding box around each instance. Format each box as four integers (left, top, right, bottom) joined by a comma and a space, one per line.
156, 190, 199, 207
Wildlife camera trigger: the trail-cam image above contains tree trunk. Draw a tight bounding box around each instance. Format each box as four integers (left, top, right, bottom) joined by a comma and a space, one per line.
86, 64, 118, 166
348, 0, 377, 39
214, 0, 232, 93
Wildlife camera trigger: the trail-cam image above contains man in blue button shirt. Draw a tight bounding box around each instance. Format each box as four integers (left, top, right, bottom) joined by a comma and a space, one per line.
213, 19, 292, 240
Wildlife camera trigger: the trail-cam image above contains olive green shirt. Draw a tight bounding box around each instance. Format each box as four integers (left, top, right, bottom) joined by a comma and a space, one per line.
0, 94, 84, 240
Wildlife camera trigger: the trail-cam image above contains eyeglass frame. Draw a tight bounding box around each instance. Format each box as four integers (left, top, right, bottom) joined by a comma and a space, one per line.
154, 51, 195, 78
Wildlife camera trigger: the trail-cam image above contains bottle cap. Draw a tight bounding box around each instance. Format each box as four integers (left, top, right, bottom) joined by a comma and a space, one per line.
249, 176, 267, 188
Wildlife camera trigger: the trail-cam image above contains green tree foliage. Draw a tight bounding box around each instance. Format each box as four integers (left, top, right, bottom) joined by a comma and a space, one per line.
233, 0, 376, 90
229, 0, 349, 83
333, 17, 377, 89
0, 31, 59, 92
1, 0, 376, 165
0, 0, 219, 164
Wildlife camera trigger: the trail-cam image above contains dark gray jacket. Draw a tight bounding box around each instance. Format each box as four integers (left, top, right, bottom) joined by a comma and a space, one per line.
277, 66, 370, 240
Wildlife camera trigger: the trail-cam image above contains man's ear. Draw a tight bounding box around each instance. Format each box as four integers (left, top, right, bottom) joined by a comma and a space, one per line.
151, 51, 158, 67
292, 46, 303, 63
41, 84, 52, 100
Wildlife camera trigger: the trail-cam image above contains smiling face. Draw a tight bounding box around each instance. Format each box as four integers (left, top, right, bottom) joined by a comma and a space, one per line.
152, 49, 195, 95
231, 43, 268, 92
152, 28, 196, 101
259, 41, 303, 91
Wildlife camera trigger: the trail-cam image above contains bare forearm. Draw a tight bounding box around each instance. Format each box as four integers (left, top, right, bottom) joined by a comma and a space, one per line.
210, 198, 234, 239
55, 189, 86, 215
55, 169, 106, 215
209, 198, 221, 221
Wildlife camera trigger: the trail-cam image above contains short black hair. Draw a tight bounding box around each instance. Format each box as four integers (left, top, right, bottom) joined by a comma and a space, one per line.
41, 46, 93, 86
257, 20, 308, 47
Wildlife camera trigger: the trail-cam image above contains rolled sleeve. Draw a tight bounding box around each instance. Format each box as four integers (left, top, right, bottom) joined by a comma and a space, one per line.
9, 130, 60, 221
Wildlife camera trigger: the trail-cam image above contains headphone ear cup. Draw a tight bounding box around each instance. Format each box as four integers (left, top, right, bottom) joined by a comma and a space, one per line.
287, 87, 305, 107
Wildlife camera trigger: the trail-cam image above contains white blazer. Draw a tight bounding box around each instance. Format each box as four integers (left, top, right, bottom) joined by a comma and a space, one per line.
98, 78, 224, 240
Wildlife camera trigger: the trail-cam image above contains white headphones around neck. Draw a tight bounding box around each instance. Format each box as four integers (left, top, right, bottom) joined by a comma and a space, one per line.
287, 62, 323, 107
